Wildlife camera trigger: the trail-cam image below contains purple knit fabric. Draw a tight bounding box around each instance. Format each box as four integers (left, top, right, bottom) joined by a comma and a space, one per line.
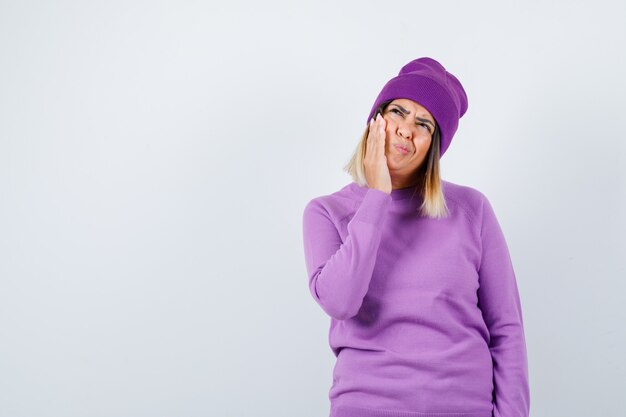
302, 180, 530, 417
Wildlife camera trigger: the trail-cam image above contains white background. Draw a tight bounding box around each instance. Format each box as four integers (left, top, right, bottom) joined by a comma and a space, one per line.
1, 1, 625, 416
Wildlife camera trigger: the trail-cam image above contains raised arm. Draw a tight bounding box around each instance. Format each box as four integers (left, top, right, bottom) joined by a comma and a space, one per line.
476, 195, 530, 417
302, 188, 391, 320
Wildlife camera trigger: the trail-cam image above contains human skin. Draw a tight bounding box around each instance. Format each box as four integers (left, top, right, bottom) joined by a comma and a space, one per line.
383, 98, 435, 190
363, 98, 435, 194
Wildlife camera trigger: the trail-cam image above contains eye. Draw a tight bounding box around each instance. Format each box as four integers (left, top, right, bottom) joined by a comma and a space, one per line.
417, 122, 432, 133
391, 108, 432, 134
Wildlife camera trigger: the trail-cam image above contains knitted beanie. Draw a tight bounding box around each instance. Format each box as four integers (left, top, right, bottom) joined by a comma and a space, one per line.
366, 57, 468, 158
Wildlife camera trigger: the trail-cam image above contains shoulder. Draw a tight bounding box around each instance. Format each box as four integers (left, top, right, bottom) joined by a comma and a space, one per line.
441, 179, 492, 222
303, 182, 360, 224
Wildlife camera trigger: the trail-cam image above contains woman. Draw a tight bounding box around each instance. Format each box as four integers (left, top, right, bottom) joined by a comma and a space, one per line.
302, 57, 530, 417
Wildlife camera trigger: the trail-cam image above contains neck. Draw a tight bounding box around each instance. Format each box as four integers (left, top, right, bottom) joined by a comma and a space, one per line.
391, 173, 424, 190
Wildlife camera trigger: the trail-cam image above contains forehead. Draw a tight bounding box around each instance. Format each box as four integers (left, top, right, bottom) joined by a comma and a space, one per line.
389, 98, 433, 120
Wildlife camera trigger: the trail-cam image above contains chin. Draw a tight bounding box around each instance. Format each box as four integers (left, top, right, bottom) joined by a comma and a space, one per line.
387, 160, 408, 171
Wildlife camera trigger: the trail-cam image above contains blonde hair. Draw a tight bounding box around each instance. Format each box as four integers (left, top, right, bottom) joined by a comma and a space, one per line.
343, 100, 449, 219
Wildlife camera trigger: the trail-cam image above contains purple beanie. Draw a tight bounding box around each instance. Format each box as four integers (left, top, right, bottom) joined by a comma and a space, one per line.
366, 57, 468, 158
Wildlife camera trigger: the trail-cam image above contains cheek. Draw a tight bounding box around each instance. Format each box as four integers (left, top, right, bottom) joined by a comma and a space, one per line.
415, 137, 429, 149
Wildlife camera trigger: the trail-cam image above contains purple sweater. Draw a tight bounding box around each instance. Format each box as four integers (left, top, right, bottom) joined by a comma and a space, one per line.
302, 180, 530, 417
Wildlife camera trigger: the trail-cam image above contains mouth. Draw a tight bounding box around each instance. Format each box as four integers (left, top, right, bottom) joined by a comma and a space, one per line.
393, 144, 410, 155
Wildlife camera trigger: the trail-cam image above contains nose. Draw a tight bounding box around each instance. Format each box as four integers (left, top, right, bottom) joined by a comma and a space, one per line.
397, 124, 412, 140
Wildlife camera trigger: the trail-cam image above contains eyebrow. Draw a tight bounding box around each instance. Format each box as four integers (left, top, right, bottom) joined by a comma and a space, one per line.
389, 104, 436, 130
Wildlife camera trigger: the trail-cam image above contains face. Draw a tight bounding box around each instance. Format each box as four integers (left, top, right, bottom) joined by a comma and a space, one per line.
379, 98, 435, 181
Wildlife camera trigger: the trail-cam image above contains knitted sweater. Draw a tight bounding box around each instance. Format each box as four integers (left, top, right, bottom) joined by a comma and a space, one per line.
302, 180, 530, 417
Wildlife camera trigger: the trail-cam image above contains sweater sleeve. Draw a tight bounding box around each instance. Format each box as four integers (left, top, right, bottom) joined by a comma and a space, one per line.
302, 188, 391, 320
476, 195, 530, 417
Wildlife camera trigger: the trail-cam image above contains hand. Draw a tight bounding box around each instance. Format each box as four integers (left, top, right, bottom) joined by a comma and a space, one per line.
364, 112, 392, 195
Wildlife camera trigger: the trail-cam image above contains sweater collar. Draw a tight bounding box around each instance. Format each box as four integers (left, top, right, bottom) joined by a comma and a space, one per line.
348, 181, 424, 201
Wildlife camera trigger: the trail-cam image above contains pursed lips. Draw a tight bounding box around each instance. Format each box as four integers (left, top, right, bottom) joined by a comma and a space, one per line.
394, 144, 410, 153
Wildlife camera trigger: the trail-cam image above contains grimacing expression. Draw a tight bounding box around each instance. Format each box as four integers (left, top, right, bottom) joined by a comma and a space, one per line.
380, 98, 435, 176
